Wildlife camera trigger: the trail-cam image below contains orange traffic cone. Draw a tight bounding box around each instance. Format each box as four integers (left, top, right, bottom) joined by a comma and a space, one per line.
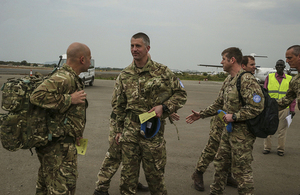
30, 70, 33, 76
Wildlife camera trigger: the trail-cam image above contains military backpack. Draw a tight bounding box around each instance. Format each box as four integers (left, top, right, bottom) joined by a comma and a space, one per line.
0, 73, 52, 152
236, 71, 279, 138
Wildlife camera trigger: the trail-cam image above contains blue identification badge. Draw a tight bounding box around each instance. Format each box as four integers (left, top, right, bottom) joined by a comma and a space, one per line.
253, 94, 261, 103
178, 78, 184, 88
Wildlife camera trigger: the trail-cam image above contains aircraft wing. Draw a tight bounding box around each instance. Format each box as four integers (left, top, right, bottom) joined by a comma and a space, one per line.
198, 64, 222, 68
249, 53, 268, 58
253, 55, 268, 58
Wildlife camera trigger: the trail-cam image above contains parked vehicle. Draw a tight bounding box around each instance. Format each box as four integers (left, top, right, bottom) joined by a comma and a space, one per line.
57, 54, 95, 86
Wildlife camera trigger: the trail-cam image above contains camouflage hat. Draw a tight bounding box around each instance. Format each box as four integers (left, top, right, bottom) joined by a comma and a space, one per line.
140, 117, 161, 139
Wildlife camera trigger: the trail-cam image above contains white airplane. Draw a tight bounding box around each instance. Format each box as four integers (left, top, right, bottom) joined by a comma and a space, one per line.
198, 53, 295, 84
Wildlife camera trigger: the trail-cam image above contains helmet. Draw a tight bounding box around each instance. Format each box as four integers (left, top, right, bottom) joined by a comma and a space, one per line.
140, 117, 161, 139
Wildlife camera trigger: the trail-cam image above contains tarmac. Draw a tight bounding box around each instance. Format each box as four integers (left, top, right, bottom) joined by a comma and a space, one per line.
0, 75, 299, 195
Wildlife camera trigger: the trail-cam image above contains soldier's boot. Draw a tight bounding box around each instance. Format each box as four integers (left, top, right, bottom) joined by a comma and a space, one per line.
93, 189, 110, 195
137, 182, 149, 192
226, 174, 238, 188
191, 170, 205, 191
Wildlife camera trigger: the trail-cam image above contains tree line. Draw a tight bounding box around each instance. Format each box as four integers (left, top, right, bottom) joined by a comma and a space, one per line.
0, 60, 56, 67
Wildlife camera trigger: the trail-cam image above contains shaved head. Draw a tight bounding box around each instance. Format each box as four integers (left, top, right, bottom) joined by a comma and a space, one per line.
66, 42, 91, 75
67, 42, 90, 63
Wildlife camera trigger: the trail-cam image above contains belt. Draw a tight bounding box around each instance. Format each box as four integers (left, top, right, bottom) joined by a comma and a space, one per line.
111, 111, 140, 123
126, 111, 140, 123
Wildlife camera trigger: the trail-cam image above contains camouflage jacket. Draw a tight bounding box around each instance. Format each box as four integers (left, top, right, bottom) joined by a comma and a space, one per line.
210, 78, 227, 130
110, 86, 118, 134
114, 59, 187, 134
199, 69, 264, 122
30, 64, 87, 140
277, 73, 300, 111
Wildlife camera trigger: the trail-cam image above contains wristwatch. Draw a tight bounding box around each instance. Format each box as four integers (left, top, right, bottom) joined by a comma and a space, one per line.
232, 113, 237, 121
162, 104, 169, 113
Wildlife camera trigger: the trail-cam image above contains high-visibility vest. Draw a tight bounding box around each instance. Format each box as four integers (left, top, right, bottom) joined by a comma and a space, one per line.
267, 73, 292, 107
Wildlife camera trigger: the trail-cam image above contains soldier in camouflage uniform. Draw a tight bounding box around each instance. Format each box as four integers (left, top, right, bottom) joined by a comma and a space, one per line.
277, 45, 300, 127
30, 42, 90, 195
114, 32, 187, 195
275, 45, 300, 195
186, 47, 264, 195
192, 78, 238, 191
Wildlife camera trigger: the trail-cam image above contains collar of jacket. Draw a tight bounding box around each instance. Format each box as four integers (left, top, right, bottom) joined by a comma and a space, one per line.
61, 63, 81, 80
123, 58, 158, 75
229, 68, 245, 85
292, 72, 300, 82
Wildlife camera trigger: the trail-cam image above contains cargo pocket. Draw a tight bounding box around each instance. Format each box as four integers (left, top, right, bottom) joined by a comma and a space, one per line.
149, 140, 167, 171
107, 139, 121, 159
61, 143, 78, 179
0, 113, 25, 151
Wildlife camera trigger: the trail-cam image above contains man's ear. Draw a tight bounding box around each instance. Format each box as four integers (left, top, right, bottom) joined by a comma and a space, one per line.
230, 57, 236, 64
80, 56, 84, 64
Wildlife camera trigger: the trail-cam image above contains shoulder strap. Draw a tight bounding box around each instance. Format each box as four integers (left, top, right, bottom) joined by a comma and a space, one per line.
236, 71, 251, 106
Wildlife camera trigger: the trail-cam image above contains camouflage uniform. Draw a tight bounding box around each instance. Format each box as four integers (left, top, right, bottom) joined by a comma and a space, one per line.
114, 59, 187, 195
95, 117, 121, 192
95, 89, 122, 192
199, 69, 264, 195
196, 116, 223, 173
30, 64, 87, 195
277, 73, 300, 111
196, 83, 225, 173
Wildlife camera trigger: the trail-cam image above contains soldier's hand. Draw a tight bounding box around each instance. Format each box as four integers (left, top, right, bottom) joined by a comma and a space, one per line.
170, 113, 180, 121
71, 90, 86, 104
185, 110, 201, 124
223, 114, 234, 123
115, 133, 122, 145
76, 137, 83, 146
148, 105, 163, 118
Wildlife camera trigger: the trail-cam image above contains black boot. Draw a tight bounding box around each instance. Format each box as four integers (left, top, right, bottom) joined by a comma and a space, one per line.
191, 170, 204, 191
226, 174, 238, 188
137, 182, 149, 192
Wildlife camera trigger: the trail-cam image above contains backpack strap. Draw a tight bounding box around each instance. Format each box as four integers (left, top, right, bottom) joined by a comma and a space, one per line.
236, 71, 252, 106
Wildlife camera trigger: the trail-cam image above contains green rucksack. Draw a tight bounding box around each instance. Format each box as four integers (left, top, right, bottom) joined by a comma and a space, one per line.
0, 73, 52, 152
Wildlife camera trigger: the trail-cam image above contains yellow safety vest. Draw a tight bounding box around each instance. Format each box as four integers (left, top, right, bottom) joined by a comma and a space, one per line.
267, 73, 292, 107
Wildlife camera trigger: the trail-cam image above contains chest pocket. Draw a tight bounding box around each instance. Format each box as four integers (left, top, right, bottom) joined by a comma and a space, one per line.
143, 76, 172, 107
224, 83, 241, 112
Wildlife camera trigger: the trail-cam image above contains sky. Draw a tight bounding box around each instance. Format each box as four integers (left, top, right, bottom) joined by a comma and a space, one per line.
1, 0, 299, 72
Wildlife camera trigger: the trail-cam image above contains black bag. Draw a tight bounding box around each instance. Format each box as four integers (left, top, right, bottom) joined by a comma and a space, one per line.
236, 72, 279, 138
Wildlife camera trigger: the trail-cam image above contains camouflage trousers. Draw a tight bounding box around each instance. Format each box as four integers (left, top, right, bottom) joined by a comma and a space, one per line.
210, 123, 256, 195
120, 139, 167, 195
35, 141, 78, 195
95, 133, 122, 192
196, 116, 223, 173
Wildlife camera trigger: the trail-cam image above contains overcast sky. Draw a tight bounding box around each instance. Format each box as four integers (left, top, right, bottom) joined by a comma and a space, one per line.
1, 0, 299, 71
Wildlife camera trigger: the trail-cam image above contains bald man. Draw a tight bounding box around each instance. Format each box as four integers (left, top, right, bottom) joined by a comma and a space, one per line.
30, 42, 90, 195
